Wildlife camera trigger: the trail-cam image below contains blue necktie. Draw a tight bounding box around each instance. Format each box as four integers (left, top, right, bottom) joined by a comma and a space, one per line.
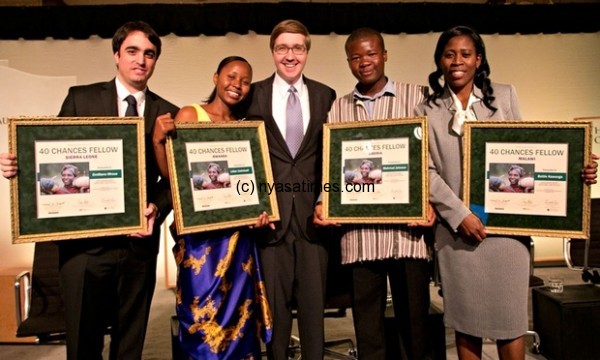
124, 95, 138, 116
286, 86, 303, 157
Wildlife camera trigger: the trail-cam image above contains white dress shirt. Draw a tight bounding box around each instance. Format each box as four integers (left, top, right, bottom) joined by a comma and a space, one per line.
115, 77, 146, 117
271, 73, 310, 139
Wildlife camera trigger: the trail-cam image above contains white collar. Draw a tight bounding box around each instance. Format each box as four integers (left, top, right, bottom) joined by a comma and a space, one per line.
273, 73, 305, 99
449, 88, 480, 112
115, 77, 146, 105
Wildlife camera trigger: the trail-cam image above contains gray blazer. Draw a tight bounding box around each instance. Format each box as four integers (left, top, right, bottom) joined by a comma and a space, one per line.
415, 82, 521, 231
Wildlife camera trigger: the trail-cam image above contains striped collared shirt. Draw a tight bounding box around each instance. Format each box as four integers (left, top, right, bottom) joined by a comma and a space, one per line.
327, 80, 430, 264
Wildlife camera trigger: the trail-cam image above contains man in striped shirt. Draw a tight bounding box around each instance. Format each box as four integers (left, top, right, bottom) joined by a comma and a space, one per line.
314, 28, 434, 360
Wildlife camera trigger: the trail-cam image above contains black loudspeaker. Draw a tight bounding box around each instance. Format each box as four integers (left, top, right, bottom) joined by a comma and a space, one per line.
532, 285, 600, 360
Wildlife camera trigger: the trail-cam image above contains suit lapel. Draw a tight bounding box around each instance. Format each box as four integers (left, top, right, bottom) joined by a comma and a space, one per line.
440, 86, 495, 123
260, 75, 323, 159
437, 90, 456, 135
144, 89, 159, 133
100, 80, 119, 116
473, 101, 494, 120
440, 90, 454, 113
301, 78, 321, 153
472, 86, 495, 120
260, 76, 294, 157
102, 79, 160, 132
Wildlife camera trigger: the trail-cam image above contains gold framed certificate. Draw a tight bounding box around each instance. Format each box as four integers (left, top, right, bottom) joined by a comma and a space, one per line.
9, 117, 147, 243
322, 117, 428, 223
166, 121, 279, 234
463, 120, 592, 239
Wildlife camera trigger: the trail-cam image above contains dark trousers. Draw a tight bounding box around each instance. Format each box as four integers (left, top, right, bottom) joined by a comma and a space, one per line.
59, 239, 158, 360
258, 217, 328, 360
352, 258, 432, 360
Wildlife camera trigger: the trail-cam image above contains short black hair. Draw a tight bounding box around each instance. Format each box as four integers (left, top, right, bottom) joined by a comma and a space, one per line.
345, 27, 385, 56
112, 21, 162, 59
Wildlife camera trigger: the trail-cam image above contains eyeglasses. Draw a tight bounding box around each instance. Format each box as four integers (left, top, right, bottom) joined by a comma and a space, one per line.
273, 44, 307, 55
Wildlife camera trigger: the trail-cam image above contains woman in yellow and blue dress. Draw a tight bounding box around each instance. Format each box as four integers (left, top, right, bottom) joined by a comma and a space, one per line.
153, 56, 272, 360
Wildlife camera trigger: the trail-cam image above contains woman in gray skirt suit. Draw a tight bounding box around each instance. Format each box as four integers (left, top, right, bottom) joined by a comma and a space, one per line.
415, 26, 597, 359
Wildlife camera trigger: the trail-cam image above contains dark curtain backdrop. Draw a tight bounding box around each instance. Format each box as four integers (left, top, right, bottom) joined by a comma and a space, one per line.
0, 3, 598, 40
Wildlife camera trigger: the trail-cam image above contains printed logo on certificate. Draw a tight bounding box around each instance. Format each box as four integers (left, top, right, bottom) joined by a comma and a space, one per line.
484, 142, 568, 217
340, 137, 410, 205
185, 140, 259, 211
35, 139, 126, 219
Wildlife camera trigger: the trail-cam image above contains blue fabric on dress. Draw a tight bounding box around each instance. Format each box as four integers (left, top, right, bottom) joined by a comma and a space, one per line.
173, 229, 272, 359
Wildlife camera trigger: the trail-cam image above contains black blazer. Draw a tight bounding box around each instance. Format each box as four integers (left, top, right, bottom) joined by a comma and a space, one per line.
57, 79, 179, 255
247, 75, 336, 243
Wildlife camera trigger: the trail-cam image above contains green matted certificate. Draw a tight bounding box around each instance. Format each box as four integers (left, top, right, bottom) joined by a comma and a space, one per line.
463, 120, 592, 239
9, 117, 147, 243
166, 121, 279, 234
322, 117, 429, 223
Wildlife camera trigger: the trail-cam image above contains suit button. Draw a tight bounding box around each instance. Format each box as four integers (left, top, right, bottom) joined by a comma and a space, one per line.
292, 162, 296, 167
